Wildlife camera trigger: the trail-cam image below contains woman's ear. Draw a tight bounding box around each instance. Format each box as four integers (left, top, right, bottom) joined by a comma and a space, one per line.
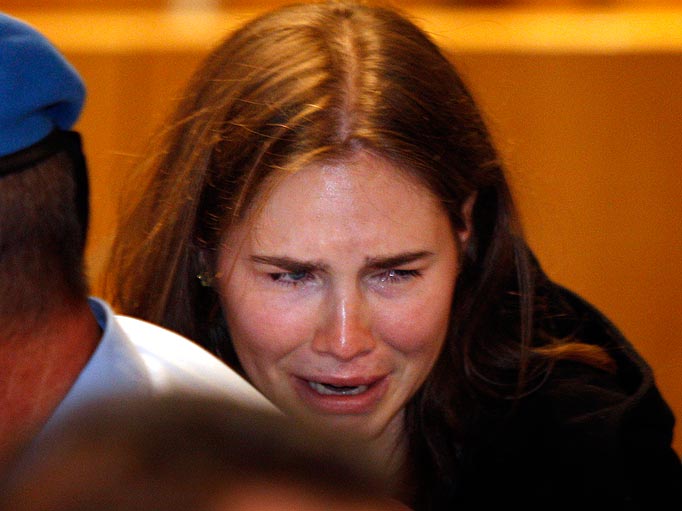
457, 192, 477, 245
196, 248, 217, 288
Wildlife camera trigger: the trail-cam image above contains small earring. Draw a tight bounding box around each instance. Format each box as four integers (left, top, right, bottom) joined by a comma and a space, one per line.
197, 271, 214, 287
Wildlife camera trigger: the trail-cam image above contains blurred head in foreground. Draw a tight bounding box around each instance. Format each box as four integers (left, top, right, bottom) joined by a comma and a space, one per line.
0, 393, 408, 511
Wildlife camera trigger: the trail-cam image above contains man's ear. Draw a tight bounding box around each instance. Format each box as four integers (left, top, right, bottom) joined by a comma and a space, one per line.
457, 192, 477, 245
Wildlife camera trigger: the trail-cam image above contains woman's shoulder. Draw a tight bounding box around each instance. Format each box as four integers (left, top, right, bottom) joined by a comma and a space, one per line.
487, 282, 681, 505
456, 282, 681, 506
537, 282, 671, 429
458, 357, 681, 506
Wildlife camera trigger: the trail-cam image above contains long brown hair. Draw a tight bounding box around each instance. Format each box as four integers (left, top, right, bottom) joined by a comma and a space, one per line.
106, 1, 611, 504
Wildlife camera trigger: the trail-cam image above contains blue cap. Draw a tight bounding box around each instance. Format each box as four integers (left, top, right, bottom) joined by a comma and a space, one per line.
0, 13, 85, 158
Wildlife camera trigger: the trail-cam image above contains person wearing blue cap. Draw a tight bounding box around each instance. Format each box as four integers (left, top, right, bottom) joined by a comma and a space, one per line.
0, 12, 275, 472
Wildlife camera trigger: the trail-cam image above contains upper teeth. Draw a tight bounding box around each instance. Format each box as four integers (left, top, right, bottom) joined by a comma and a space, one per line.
309, 381, 368, 396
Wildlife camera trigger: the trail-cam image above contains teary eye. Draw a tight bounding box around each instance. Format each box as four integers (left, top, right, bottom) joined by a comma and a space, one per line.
270, 271, 312, 286
377, 269, 421, 283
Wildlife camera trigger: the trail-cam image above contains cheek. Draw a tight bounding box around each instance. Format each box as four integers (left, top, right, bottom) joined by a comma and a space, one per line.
381, 305, 449, 358
221, 290, 314, 366
376, 284, 454, 358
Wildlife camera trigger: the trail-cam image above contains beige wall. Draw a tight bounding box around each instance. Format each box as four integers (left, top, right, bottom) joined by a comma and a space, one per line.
6, 6, 681, 455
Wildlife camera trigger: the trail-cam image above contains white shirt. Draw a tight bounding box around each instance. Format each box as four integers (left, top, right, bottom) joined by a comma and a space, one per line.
42, 297, 276, 435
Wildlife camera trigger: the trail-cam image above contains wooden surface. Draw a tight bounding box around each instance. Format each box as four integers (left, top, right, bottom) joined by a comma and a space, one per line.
8, 5, 682, 53
6, 6, 681, 456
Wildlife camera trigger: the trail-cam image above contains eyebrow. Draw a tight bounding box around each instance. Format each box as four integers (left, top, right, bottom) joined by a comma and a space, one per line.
250, 255, 330, 273
250, 251, 433, 272
364, 251, 434, 270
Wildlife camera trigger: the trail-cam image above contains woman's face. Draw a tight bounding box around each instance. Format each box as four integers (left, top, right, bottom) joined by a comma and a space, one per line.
216, 153, 469, 444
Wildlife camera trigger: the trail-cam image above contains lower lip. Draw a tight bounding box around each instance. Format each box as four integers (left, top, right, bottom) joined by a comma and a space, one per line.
292, 376, 389, 415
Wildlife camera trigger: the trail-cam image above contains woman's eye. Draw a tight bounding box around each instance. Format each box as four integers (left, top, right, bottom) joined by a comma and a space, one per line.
376, 269, 421, 283
269, 271, 312, 286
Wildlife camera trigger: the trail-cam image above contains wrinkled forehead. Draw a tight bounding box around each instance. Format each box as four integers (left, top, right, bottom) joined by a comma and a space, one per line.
214, 150, 454, 271
234, 149, 438, 228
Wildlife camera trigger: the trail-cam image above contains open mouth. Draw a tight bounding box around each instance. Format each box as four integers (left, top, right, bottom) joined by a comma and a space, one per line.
307, 381, 369, 396
296, 376, 388, 414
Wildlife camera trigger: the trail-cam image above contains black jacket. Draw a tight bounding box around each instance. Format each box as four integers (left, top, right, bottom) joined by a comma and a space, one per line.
449, 284, 682, 509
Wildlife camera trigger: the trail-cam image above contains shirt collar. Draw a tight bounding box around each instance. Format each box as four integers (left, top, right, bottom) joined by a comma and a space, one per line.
38, 297, 153, 435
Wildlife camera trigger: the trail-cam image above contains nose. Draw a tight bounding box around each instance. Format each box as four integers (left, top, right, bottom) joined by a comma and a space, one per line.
311, 287, 376, 361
